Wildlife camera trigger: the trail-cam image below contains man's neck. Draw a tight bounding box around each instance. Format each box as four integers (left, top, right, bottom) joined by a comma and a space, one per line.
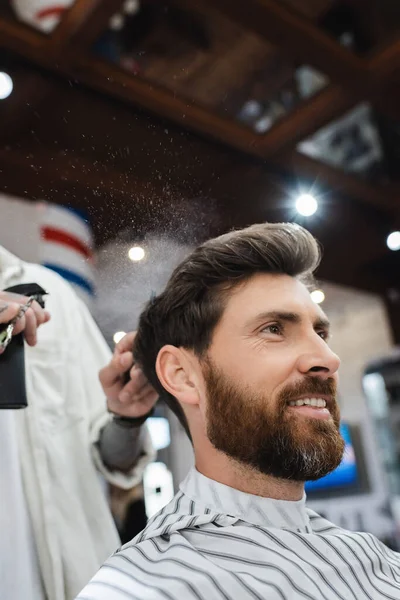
195, 451, 304, 501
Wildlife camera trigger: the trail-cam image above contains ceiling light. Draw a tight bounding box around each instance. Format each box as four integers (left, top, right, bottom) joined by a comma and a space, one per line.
128, 246, 145, 261
124, 0, 140, 15
387, 231, 400, 251
296, 193, 318, 217
311, 289, 325, 304
109, 12, 124, 30
0, 72, 13, 100
240, 100, 262, 121
113, 331, 126, 344
254, 115, 273, 134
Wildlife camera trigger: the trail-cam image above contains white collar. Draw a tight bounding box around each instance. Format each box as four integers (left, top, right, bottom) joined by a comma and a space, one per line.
180, 468, 310, 532
0, 246, 25, 288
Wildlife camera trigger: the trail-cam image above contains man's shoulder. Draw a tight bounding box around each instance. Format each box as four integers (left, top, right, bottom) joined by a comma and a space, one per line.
77, 536, 205, 600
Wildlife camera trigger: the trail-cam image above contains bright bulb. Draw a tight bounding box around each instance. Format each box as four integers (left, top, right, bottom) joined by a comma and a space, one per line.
387, 231, 400, 251
124, 0, 140, 15
113, 331, 126, 344
109, 12, 124, 30
128, 246, 145, 261
147, 417, 171, 451
0, 72, 13, 100
296, 193, 318, 217
311, 289, 325, 304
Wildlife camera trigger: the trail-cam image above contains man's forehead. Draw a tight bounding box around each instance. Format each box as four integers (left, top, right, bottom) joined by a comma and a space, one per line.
222, 273, 326, 323
225, 273, 312, 305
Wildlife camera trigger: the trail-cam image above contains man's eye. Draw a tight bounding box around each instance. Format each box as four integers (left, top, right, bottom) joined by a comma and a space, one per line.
262, 324, 282, 335
317, 330, 329, 341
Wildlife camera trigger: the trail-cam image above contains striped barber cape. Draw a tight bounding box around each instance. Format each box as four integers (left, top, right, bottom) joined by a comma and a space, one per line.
77, 468, 400, 600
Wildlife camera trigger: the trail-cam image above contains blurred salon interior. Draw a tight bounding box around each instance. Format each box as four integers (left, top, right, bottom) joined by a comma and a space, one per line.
1, 0, 400, 596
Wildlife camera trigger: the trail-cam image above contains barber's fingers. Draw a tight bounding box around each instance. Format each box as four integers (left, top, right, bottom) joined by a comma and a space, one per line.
99, 351, 134, 394
122, 385, 158, 417
16, 308, 38, 346
4, 302, 51, 346
0, 291, 28, 305
28, 299, 51, 327
114, 331, 137, 357
0, 293, 50, 324
0, 301, 20, 325
130, 364, 148, 391
108, 383, 158, 419
100, 332, 139, 389
118, 365, 149, 403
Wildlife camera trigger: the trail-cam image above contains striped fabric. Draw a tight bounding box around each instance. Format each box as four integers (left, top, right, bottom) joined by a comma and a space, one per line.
39, 203, 95, 304
77, 468, 400, 599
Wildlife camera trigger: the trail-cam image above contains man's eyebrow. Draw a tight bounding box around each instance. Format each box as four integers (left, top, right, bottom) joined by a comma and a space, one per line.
314, 317, 331, 331
245, 311, 331, 331
245, 311, 301, 328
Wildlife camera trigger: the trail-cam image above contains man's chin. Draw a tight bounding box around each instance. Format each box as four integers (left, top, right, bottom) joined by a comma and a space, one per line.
290, 414, 340, 435
256, 426, 345, 481
260, 452, 344, 482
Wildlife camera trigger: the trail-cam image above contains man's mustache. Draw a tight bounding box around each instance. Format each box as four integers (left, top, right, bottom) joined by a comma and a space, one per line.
279, 377, 337, 404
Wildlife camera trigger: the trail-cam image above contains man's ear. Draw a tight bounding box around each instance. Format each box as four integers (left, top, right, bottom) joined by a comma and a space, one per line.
156, 345, 200, 407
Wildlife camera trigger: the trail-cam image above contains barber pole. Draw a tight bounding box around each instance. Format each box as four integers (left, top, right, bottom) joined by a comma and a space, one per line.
11, 0, 73, 33
39, 204, 95, 306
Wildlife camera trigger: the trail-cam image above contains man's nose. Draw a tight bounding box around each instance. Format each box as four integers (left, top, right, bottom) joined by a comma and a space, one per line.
296, 335, 340, 378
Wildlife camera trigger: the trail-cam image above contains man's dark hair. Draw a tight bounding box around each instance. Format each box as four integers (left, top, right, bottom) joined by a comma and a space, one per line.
134, 223, 321, 438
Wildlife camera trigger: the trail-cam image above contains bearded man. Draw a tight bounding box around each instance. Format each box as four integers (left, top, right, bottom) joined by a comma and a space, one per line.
77, 222, 400, 600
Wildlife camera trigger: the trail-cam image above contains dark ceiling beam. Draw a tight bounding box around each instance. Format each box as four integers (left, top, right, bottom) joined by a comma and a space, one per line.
195, 0, 400, 119
74, 57, 400, 214
193, 0, 368, 86
48, 0, 121, 56
0, 16, 399, 216
367, 36, 400, 116
198, 0, 400, 125
368, 36, 400, 81
0, 16, 46, 59
0, 17, 258, 152
254, 85, 356, 156
75, 56, 260, 151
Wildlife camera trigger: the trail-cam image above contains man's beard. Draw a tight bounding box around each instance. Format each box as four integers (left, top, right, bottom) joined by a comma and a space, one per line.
203, 360, 345, 482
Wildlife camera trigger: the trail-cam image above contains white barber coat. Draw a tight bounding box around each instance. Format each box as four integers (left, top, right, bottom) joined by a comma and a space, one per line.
0, 247, 155, 600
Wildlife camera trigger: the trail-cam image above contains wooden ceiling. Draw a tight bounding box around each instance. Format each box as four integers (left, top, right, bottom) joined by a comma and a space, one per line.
0, 0, 400, 333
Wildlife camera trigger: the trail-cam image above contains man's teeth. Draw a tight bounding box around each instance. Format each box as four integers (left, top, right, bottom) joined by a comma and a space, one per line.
288, 398, 327, 408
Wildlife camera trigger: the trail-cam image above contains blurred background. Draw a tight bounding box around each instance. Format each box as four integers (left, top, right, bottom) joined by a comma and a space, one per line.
1, 0, 400, 548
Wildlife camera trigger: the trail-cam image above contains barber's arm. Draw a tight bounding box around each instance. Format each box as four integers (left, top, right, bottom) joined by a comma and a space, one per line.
75, 300, 156, 489
98, 331, 158, 472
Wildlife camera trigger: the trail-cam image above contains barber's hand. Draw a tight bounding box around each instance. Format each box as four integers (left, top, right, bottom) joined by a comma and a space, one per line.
100, 331, 158, 418
0, 291, 51, 350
